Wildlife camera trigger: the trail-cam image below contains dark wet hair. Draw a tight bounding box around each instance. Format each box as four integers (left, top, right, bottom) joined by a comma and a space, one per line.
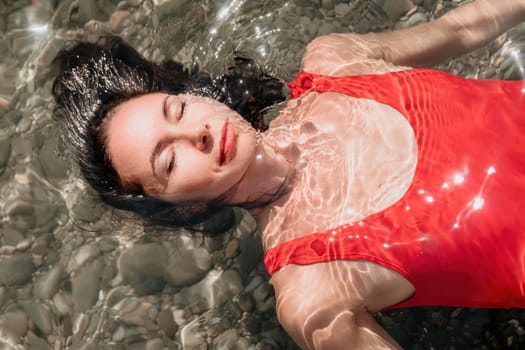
52, 35, 287, 228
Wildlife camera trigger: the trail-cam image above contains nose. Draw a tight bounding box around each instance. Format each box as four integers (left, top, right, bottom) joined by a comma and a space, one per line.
170, 124, 210, 152
193, 125, 210, 151
164, 96, 211, 152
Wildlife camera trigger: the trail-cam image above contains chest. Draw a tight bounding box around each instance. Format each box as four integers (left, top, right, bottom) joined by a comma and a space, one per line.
260, 92, 418, 251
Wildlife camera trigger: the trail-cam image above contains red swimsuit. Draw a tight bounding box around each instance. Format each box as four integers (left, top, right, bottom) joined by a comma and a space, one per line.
264, 69, 525, 309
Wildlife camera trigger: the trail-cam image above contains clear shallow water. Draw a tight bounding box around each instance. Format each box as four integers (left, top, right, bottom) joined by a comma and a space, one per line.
0, 0, 525, 349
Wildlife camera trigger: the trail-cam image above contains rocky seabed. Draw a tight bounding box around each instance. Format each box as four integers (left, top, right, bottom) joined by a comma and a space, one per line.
0, 0, 524, 349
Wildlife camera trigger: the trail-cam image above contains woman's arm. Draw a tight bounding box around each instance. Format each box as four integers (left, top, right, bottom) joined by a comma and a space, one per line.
302, 0, 525, 75
278, 305, 402, 350
375, 0, 525, 67
271, 262, 414, 350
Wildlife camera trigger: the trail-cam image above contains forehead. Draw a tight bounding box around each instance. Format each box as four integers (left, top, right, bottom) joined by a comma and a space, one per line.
106, 92, 165, 148
105, 92, 166, 193
114, 92, 164, 116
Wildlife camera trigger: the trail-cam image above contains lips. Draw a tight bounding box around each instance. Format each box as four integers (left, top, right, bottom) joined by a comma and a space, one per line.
219, 121, 235, 165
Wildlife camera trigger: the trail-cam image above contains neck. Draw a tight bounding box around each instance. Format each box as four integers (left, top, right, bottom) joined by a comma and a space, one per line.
228, 131, 296, 207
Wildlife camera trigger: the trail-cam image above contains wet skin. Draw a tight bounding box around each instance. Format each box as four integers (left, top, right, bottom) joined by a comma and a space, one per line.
105, 93, 260, 203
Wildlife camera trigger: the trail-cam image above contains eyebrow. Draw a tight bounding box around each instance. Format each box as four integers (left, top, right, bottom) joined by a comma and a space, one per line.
150, 141, 163, 178
150, 95, 170, 178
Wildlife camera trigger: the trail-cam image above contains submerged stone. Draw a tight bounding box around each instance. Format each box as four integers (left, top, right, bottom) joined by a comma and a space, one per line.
72, 259, 103, 312
25, 302, 53, 335
0, 134, 11, 174
119, 243, 168, 294
0, 309, 28, 343
0, 253, 34, 286
34, 263, 65, 300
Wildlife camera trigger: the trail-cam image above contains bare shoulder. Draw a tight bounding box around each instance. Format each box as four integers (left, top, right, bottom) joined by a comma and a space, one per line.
280, 91, 409, 132
300, 33, 402, 76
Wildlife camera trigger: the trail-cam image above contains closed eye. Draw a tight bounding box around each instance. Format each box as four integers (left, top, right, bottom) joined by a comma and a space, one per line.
163, 95, 169, 119
179, 101, 186, 120
167, 152, 175, 174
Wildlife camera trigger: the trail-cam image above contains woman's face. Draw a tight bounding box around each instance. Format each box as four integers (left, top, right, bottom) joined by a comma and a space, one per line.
105, 92, 257, 203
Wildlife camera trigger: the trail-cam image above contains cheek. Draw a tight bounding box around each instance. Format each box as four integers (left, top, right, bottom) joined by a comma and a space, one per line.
174, 154, 216, 193
177, 175, 211, 194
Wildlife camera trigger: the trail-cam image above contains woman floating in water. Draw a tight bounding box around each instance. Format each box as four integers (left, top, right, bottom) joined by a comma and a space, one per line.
53, 0, 525, 349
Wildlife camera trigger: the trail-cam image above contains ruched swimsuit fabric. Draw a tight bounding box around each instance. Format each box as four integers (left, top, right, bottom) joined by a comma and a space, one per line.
264, 69, 525, 309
